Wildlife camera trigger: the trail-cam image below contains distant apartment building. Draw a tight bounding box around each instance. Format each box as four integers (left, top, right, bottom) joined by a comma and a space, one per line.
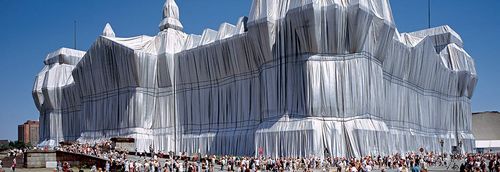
473, 112, 500, 153
18, 120, 39, 145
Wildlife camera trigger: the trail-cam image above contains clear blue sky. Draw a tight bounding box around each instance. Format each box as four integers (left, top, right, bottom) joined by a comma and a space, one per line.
0, 0, 498, 141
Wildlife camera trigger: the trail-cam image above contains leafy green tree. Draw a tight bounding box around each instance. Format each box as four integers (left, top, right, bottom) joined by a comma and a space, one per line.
8, 141, 28, 149
0, 142, 11, 151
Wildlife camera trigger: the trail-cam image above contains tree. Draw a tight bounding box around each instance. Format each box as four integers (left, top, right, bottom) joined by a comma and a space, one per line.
8, 141, 28, 149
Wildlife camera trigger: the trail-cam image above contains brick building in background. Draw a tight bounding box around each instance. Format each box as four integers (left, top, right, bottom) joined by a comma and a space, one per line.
18, 120, 39, 145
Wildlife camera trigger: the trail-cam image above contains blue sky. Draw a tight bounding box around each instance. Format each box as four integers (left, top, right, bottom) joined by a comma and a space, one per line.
0, 0, 498, 140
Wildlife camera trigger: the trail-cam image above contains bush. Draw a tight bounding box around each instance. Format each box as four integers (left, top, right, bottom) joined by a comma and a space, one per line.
0, 143, 10, 151
8, 141, 29, 149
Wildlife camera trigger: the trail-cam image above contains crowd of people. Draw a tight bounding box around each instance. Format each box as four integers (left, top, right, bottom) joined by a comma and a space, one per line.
206, 152, 447, 172
56, 140, 129, 161
3, 140, 499, 172
5, 149, 23, 158
459, 153, 500, 172
1, 149, 24, 172
53, 149, 500, 172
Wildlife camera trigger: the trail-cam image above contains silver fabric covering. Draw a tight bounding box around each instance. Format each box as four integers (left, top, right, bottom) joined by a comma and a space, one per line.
33, 0, 477, 158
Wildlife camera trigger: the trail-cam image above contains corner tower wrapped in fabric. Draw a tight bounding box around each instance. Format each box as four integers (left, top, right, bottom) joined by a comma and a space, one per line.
33, 0, 478, 158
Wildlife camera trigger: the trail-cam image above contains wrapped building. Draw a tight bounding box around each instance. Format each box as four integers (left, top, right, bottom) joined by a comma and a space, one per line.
33, 0, 477, 158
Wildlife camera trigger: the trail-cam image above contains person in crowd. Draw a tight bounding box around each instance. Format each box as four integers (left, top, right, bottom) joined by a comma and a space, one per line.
90, 164, 97, 172
105, 161, 110, 172
10, 158, 16, 172
411, 159, 421, 172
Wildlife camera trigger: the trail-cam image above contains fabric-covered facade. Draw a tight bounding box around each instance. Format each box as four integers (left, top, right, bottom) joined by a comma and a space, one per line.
33, 0, 477, 158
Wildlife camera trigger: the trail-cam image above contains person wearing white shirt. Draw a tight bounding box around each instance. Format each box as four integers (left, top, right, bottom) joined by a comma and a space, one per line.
366, 164, 373, 172
124, 161, 129, 172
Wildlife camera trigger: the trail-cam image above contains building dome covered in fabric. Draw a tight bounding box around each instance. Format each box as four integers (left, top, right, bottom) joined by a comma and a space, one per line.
33, 0, 478, 158
159, 0, 183, 31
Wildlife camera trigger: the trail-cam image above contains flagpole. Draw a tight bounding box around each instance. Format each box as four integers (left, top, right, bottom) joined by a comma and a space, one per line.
74, 20, 77, 49
428, 0, 431, 28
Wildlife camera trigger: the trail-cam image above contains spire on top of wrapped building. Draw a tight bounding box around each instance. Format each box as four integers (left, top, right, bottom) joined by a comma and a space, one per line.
102, 23, 115, 37
159, 0, 183, 31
